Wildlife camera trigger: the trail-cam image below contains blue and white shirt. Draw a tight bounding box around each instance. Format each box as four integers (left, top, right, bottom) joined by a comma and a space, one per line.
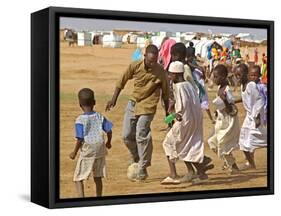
75, 111, 113, 158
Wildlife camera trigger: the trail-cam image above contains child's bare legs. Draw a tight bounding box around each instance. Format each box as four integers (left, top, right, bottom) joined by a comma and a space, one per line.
184, 161, 196, 175
167, 157, 178, 179
223, 153, 239, 174
243, 151, 256, 169
192, 162, 207, 179
94, 177, 102, 197
205, 109, 215, 124
75, 181, 85, 198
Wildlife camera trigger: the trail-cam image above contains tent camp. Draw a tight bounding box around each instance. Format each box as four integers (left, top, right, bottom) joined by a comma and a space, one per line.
191, 39, 229, 58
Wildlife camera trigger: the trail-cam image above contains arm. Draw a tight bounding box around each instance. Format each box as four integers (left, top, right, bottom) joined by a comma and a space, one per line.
161, 73, 170, 116
206, 109, 215, 124
105, 87, 122, 111
235, 98, 242, 104
70, 120, 84, 159
248, 82, 264, 127
69, 139, 83, 160
105, 130, 112, 149
105, 63, 135, 111
102, 117, 113, 149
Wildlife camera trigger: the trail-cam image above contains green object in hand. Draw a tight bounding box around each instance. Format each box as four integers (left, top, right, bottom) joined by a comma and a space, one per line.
164, 113, 176, 124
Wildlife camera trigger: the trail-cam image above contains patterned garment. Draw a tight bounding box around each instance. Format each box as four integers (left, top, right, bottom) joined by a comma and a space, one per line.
73, 112, 113, 181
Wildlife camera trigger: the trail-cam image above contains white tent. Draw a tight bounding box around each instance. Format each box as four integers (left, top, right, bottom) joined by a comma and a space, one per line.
236, 33, 254, 41
181, 33, 196, 41
215, 37, 232, 49
102, 32, 122, 48
200, 40, 215, 58
122, 33, 138, 44
137, 37, 146, 48
77, 32, 92, 46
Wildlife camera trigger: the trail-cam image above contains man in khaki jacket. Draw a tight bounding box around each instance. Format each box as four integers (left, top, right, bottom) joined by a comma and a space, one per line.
106, 44, 169, 181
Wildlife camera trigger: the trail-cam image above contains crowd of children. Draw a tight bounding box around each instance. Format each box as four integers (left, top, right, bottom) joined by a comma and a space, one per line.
68, 41, 268, 197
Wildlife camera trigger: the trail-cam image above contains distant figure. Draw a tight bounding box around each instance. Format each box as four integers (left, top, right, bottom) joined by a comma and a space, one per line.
231, 45, 241, 64
159, 38, 176, 70
186, 41, 196, 61
261, 53, 268, 84
244, 46, 250, 63
254, 48, 259, 65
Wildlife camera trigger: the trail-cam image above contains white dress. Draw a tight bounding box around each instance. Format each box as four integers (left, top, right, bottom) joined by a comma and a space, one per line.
208, 86, 240, 157
239, 82, 267, 152
162, 81, 204, 163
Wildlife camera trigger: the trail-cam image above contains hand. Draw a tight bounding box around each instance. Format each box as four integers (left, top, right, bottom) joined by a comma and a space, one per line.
69, 152, 76, 160
219, 92, 226, 101
105, 100, 116, 112
255, 114, 261, 128
168, 102, 175, 113
106, 141, 112, 149
175, 113, 182, 122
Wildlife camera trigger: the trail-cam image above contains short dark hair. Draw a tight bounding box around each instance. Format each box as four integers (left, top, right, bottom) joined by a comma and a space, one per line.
78, 88, 95, 106
251, 65, 261, 76
145, 44, 159, 55
214, 64, 228, 78
171, 42, 186, 58
236, 63, 249, 75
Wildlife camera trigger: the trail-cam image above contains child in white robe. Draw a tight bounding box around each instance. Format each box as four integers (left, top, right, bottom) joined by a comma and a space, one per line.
208, 64, 240, 174
234, 64, 267, 169
161, 61, 208, 184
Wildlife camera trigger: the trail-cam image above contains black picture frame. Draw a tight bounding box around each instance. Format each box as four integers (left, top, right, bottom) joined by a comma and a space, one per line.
31, 6, 274, 208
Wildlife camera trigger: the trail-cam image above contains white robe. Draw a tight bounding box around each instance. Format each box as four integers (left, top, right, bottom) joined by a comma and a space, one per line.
208, 86, 240, 157
162, 81, 204, 163
239, 82, 267, 152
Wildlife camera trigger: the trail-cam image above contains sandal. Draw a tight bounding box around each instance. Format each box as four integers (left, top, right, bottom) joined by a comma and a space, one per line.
161, 176, 181, 185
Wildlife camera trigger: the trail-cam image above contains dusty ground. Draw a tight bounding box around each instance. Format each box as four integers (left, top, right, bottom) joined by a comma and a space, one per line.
59, 42, 267, 199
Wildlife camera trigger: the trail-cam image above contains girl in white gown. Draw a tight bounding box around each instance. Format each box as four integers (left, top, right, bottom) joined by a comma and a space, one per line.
208, 64, 240, 174
235, 64, 267, 169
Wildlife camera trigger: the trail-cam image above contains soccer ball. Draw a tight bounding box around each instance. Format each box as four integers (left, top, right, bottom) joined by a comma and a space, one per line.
127, 162, 139, 180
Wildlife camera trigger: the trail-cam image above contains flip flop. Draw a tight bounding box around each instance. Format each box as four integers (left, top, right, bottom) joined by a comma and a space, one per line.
160, 176, 181, 185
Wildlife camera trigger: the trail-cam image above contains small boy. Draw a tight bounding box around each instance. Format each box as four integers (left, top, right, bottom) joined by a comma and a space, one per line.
69, 88, 113, 197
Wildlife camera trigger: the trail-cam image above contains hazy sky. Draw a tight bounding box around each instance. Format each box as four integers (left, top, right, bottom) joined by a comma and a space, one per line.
60, 17, 267, 40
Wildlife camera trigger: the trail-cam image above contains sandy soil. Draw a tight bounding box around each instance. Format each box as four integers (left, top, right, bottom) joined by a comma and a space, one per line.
59, 42, 267, 199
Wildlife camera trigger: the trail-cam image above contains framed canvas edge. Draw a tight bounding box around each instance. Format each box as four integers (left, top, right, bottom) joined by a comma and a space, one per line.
39, 6, 274, 209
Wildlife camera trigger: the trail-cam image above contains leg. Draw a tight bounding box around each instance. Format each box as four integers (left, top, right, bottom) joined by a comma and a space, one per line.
75, 181, 84, 198
184, 161, 196, 174
94, 177, 102, 197
135, 114, 154, 178
223, 153, 239, 174
161, 157, 181, 185
178, 161, 197, 183
191, 162, 208, 184
167, 156, 178, 179
243, 151, 256, 169
122, 101, 139, 163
